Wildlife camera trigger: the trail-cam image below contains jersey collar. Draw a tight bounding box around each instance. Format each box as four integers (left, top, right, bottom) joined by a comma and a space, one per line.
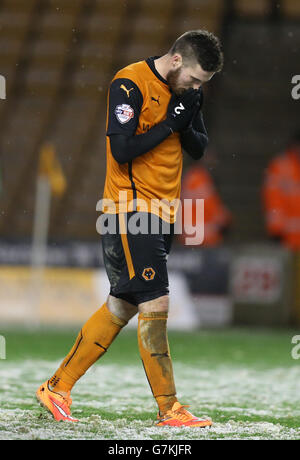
146, 56, 168, 85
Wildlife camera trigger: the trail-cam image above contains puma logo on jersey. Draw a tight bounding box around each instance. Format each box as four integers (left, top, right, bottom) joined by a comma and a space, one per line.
120, 84, 134, 98
151, 96, 160, 105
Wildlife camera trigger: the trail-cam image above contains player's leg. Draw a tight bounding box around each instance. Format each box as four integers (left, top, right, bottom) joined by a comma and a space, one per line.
37, 214, 140, 420
137, 291, 212, 427
48, 295, 137, 394
121, 212, 177, 414
132, 215, 212, 427
36, 295, 137, 421
107, 294, 138, 322
137, 293, 177, 414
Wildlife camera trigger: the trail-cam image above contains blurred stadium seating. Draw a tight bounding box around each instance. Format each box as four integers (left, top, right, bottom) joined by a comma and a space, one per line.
0, 0, 299, 327
0, 0, 225, 240
0, 0, 299, 241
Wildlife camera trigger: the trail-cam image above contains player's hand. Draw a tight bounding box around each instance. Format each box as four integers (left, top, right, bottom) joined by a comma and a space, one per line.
187, 88, 204, 127
196, 87, 204, 111
164, 89, 201, 133
179, 88, 204, 133
189, 88, 203, 119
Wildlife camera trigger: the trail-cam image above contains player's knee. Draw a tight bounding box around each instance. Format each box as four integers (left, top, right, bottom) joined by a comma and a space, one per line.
138, 294, 169, 313
107, 295, 138, 322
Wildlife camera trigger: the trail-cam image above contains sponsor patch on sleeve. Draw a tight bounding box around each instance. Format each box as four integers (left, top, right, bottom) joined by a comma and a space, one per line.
115, 104, 134, 124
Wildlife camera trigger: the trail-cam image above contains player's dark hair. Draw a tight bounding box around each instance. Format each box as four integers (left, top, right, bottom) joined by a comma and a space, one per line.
169, 30, 224, 72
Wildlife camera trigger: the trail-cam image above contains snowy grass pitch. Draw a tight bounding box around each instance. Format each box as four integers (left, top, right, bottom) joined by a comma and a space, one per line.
0, 328, 299, 440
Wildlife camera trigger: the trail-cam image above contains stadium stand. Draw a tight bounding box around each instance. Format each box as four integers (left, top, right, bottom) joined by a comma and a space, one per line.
234, 0, 271, 16
0, 0, 84, 237
49, 0, 128, 238
0, 0, 37, 97
175, 0, 224, 35
282, 0, 300, 17
0, 0, 299, 243
209, 4, 300, 241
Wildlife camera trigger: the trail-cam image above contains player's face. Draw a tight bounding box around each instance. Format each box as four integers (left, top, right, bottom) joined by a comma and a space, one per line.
167, 59, 215, 96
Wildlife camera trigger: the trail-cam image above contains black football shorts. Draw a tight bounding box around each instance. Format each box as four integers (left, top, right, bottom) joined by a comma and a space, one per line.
101, 212, 174, 306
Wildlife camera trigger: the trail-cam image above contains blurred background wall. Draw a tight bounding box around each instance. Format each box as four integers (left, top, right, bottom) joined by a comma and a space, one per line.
0, 0, 299, 328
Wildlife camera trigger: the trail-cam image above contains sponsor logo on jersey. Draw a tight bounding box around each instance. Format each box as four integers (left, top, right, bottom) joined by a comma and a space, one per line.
115, 104, 134, 124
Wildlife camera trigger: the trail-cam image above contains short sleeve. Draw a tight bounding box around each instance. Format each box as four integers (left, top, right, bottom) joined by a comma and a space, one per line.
106, 77, 143, 137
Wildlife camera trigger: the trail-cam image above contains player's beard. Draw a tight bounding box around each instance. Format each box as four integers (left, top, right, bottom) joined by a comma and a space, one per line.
166, 67, 186, 96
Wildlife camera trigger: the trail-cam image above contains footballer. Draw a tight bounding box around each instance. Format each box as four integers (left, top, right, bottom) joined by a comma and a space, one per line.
36, 30, 223, 427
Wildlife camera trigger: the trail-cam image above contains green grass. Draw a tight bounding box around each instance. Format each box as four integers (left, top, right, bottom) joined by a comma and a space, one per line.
3, 326, 297, 366
0, 327, 299, 440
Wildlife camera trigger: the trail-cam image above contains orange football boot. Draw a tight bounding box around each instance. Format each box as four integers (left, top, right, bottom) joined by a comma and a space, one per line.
156, 402, 212, 427
36, 381, 78, 422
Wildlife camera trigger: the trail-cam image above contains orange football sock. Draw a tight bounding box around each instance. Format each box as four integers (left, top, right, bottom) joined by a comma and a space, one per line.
138, 311, 177, 414
49, 302, 127, 393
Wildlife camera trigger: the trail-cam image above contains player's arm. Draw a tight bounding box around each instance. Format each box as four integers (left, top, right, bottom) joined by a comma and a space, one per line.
107, 81, 199, 164
107, 78, 172, 164
180, 88, 209, 160
109, 126, 173, 165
